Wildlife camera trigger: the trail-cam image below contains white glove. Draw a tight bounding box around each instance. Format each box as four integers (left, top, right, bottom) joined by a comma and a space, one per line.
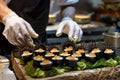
56, 17, 83, 42
2, 12, 39, 46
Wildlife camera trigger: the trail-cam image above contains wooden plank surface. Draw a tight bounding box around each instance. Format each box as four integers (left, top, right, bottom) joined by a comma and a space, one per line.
11, 50, 120, 80
11, 57, 120, 80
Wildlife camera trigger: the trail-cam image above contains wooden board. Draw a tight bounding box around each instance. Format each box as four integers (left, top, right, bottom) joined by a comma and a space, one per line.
11, 52, 120, 80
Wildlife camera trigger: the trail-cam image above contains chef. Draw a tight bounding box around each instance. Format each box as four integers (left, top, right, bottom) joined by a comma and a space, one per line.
0, 0, 83, 54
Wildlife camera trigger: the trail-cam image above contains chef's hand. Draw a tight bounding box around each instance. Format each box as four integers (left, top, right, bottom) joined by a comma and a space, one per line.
2, 12, 39, 46
56, 17, 83, 42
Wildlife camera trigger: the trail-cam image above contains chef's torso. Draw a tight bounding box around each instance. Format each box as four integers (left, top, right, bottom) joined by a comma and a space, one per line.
8, 0, 50, 34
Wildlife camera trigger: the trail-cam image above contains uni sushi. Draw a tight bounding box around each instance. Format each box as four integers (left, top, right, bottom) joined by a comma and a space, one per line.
40, 59, 52, 70
52, 55, 63, 66
33, 55, 44, 67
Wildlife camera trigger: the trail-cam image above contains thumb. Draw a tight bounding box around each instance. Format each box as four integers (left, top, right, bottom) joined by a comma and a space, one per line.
56, 21, 65, 37
25, 21, 39, 38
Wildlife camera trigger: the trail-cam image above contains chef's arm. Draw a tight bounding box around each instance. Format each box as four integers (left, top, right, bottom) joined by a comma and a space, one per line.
0, 0, 38, 46
0, 0, 12, 22
56, 0, 83, 42
60, 5, 75, 20
57, 0, 78, 20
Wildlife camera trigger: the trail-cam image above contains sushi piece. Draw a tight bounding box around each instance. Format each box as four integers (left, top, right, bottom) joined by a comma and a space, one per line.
45, 52, 54, 60
91, 48, 101, 53
52, 55, 63, 66
91, 48, 102, 59
64, 46, 74, 54
72, 53, 82, 60
40, 59, 52, 70
66, 56, 78, 68
50, 48, 60, 55
21, 50, 33, 63
104, 48, 115, 59
33, 55, 44, 67
85, 53, 96, 63
34, 48, 45, 56
76, 49, 86, 58
60, 51, 70, 59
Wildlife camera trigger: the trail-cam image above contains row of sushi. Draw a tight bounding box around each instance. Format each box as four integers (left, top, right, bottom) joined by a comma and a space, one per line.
21, 44, 116, 70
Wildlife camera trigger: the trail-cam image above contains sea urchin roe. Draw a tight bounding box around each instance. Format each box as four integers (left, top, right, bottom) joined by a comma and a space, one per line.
22, 51, 32, 56
91, 48, 101, 53
45, 52, 54, 57
66, 56, 78, 60
85, 53, 96, 57
104, 48, 114, 53
40, 60, 52, 65
50, 48, 59, 52
33, 55, 44, 61
35, 48, 45, 52
72, 53, 82, 57
60, 51, 70, 56
77, 49, 86, 53
52, 55, 63, 60
64, 46, 73, 51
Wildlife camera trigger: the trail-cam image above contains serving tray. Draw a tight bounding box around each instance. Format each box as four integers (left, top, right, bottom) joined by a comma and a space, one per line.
11, 52, 120, 80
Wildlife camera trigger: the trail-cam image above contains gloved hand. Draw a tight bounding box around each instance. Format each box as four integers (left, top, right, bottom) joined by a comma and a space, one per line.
2, 12, 39, 46
56, 17, 83, 42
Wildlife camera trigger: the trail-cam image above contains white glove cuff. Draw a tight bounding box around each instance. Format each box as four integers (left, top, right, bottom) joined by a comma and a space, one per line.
62, 17, 72, 21
2, 12, 18, 24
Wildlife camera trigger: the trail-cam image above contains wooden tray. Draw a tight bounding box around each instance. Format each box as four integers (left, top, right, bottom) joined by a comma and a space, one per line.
11, 52, 120, 80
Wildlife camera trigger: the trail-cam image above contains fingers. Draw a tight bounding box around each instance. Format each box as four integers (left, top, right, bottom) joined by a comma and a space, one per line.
19, 23, 35, 47
73, 22, 83, 42
7, 23, 35, 47
3, 12, 36, 47
24, 34, 35, 47
24, 21, 39, 38
73, 25, 80, 42
68, 21, 75, 41
56, 21, 65, 37
15, 33, 26, 46
3, 25, 19, 46
56, 20, 83, 42
3, 25, 26, 46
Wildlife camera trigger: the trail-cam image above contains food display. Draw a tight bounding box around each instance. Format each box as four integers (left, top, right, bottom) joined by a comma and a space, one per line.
15, 41, 120, 79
